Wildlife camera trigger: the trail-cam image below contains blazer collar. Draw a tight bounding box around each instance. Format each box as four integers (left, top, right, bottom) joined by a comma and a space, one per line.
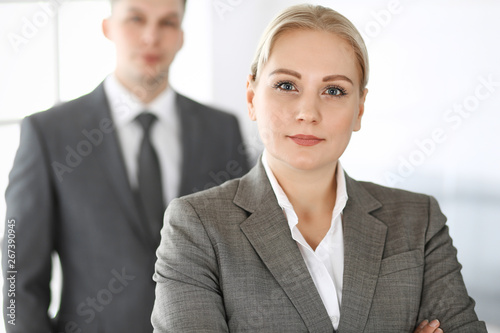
234, 161, 335, 332
234, 161, 388, 333
337, 175, 387, 332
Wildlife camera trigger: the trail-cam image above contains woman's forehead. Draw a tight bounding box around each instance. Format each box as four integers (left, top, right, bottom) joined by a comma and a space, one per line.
264, 29, 360, 84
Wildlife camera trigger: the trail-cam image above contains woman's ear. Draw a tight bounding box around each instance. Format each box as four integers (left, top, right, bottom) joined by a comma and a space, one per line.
353, 88, 368, 132
246, 74, 257, 121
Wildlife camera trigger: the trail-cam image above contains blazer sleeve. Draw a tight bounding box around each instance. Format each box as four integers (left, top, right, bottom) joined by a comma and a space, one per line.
417, 196, 487, 332
2, 117, 55, 332
152, 198, 229, 333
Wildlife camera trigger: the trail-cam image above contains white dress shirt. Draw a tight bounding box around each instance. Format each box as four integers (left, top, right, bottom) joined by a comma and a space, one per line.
103, 74, 182, 204
262, 151, 347, 330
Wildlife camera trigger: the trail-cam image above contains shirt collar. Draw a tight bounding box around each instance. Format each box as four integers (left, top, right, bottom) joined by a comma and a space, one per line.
261, 150, 348, 229
103, 74, 177, 126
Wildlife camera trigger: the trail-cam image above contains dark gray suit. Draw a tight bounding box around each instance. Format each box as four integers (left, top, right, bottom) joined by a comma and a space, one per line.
152, 160, 486, 332
2, 83, 249, 333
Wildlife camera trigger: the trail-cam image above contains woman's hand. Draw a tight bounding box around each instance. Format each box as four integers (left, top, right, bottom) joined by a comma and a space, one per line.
414, 319, 443, 333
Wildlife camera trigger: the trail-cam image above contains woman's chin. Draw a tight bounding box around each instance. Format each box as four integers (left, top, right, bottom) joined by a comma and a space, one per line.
282, 154, 336, 173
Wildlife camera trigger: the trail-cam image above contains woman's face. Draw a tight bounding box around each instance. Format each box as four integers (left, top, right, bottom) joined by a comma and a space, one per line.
247, 29, 367, 174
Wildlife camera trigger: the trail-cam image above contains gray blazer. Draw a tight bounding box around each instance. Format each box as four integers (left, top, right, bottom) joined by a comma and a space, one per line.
2, 83, 249, 333
152, 160, 486, 333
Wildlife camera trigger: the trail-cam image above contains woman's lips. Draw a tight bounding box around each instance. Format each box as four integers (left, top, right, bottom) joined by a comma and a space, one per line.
288, 134, 324, 146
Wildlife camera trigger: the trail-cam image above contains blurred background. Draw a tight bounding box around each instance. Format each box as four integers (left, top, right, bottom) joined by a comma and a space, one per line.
0, 0, 499, 331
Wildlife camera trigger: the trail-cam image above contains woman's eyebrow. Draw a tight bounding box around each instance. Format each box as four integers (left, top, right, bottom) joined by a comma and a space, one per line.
268, 70, 353, 85
268, 68, 301, 79
323, 74, 353, 85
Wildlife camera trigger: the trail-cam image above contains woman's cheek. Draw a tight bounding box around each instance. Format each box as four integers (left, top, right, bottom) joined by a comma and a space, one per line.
256, 117, 274, 146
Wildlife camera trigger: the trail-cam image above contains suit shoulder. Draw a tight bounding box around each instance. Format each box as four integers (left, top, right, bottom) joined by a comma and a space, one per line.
176, 93, 238, 122
353, 180, 443, 234
168, 178, 247, 236
171, 179, 242, 219
28, 85, 105, 126
180, 178, 241, 206
357, 180, 431, 205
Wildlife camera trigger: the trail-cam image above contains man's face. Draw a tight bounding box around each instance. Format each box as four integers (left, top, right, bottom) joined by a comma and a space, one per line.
103, 0, 184, 90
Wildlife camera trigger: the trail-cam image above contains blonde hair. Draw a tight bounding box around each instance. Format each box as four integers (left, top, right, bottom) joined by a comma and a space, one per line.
250, 4, 369, 92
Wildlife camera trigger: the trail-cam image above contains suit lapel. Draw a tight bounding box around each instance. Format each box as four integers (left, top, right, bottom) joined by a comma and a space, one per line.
86, 84, 154, 249
235, 163, 334, 332
176, 93, 203, 196
337, 175, 386, 332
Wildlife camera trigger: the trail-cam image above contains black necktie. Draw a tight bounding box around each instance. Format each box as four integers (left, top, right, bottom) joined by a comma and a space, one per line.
136, 112, 165, 241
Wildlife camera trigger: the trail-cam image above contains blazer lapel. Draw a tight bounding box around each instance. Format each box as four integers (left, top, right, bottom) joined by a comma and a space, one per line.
337, 175, 387, 332
175, 93, 203, 196
235, 163, 334, 333
86, 83, 154, 249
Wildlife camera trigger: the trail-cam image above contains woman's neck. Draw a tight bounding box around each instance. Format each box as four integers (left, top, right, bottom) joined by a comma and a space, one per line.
267, 154, 338, 250
268, 156, 338, 217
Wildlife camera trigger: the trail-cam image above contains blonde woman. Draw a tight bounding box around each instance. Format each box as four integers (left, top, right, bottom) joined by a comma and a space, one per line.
152, 4, 486, 332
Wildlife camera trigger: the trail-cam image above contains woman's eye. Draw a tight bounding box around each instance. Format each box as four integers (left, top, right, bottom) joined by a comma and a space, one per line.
326, 88, 342, 96
277, 82, 295, 91
326, 87, 343, 96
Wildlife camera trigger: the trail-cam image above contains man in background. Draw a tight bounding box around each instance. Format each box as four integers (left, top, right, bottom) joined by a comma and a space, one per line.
2, 0, 249, 332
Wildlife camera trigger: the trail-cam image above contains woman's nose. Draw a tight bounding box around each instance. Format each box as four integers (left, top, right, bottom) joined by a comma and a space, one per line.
295, 94, 321, 123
